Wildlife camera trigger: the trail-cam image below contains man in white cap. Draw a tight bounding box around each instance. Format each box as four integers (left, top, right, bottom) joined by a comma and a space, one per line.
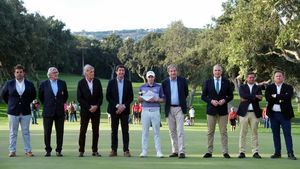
138, 71, 164, 158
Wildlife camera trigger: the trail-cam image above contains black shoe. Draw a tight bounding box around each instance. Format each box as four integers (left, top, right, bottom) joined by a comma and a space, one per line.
238, 152, 246, 158
92, 152, 101, 157
178, 153, 185, 159
169, 153, 178, 157
270, 153, 281, 159
79, 152, 84, 157
56, 152, 63, 157
223, 153, 231, 158
288, 153, 297, 160
203, 153, 212, 158
45, 152, 51, 157
253, 152, 261, 159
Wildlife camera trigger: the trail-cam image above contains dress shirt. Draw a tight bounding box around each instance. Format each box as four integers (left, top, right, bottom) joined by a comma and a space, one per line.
86, 78, 93, 95
272, 83, 282, 112
16, 79, 25, 95
247, 83, 254, 111
170, 77, 179, 105
50, 80, 58, 96
117, 78, 124, 104
214, 77, 222, 93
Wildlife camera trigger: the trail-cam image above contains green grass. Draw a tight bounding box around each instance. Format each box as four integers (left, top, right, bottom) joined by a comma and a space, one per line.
0, 120, 299, 169
0, 73, 300, 169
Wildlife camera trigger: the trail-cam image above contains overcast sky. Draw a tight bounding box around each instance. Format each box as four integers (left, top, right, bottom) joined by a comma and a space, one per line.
23, 0, 226, 32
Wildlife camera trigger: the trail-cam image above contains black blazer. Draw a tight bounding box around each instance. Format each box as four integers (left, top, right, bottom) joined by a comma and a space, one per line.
201, 77, 233, 116
237, 84, 262, 118
265, 83, 294, 120
38, 79, 68, 118
106, 78, 133, 115
161, 76, 189, 117
1, 79, 36, 116
77, 78, 103, 116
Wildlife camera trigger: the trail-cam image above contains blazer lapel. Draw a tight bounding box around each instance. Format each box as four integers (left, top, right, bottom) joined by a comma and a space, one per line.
47, 80, 55, 97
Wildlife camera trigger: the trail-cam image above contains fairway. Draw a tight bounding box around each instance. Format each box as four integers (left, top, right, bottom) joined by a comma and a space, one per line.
0, 120, 299, 169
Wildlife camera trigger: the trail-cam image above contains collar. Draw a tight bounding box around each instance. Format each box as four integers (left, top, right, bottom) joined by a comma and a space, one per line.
169, 77, 177, 81
85, 78, 93, 83
146, 82, 156, 87
275, 83, 283, 87
213, 76, 222, 81
15, 78, 25, 84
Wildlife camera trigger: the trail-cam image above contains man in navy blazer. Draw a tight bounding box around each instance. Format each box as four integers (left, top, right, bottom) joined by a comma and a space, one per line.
1, 64, 36, 157
237, 71, 262, 159
201, 64, 233, 158
77, 64, 103, 157
162, 64, 188, 158
265, 70, 296, 160
39, 67, 68, 157
106, 65, 133, 157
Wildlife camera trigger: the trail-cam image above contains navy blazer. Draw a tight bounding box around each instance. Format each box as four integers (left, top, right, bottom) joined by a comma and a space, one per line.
237, 84, 262, 118
106, 78, 133, 115
265, 83, 294, 120
161, 76, 189, 117
1, 79, 36, 116
201, 77, 233, 116
77, 78, 103, 116
38, 79, 68, 118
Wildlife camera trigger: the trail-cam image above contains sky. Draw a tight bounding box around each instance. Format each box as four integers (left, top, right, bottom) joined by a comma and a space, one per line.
23, 0, 226, 32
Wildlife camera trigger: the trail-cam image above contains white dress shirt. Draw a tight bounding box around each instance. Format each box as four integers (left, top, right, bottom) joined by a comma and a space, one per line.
16, 79, 25, 96
214, 76, 222, 92
247, 83, 254, 111
86, 78, 93, 95
272, 83, 282, 112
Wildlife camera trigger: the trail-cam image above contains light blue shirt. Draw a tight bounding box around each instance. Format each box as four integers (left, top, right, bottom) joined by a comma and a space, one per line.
117, 78, 124, 104
50, 80, 58, 96
170, 78, 179, 105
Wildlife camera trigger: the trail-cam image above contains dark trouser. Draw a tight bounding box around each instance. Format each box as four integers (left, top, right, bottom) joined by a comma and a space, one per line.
270, 112, 294, 154
78, 114, 100, 153
111, 113, 129, 152
43, 115, 65, 153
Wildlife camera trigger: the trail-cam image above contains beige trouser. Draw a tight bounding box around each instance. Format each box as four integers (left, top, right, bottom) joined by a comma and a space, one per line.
167, 107, 185, 154
239, 112, 259, 154
207, 114, 228, 154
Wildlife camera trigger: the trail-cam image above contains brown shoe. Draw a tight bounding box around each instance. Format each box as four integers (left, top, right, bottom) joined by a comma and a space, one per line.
8, 152, 16, 157
109, 150, 117, 157
124, 151, 131, 157
25, 151, 34, 157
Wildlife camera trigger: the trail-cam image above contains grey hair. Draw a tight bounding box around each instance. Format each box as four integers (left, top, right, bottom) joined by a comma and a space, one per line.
167, 64, 177, 72
47, 67, 59, 78
83, 64, 94, 75
213, 64, 223, 71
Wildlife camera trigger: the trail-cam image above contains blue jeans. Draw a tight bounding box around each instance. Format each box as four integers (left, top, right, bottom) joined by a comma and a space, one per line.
270, 112, 294, 154
8, 114, 32, 153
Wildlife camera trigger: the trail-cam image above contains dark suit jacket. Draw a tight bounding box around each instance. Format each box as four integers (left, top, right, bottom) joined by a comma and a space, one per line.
237, 83, 262, 118
1, 79, 36, 116
106, 78, 133, 115
201, 77, 233, 116
77, 78, 103, 116
161, 76, 189, 117
38, 79, 68, 118
265, 83, 294, 120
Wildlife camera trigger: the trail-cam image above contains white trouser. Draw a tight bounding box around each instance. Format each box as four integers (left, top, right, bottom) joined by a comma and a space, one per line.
141, 108, 162, 155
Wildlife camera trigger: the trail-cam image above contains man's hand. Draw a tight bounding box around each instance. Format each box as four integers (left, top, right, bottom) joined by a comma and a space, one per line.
137, 96, 144, 102
271, 94, 276, 98
89, 105, 98, 113
211, 100, 219, 107
218, 99, 226, 106
240, 98, 248, 102
256, 95, 263, 100
116, 104, 125, 114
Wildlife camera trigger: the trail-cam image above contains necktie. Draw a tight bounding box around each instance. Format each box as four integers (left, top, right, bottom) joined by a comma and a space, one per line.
216, 79, 220, 94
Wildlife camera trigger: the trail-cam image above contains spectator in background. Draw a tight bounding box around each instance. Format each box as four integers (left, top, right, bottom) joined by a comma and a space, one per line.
228, 107, 237, 131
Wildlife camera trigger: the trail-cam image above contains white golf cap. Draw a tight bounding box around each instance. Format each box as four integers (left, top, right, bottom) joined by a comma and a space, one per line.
146, 71, 155, 77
